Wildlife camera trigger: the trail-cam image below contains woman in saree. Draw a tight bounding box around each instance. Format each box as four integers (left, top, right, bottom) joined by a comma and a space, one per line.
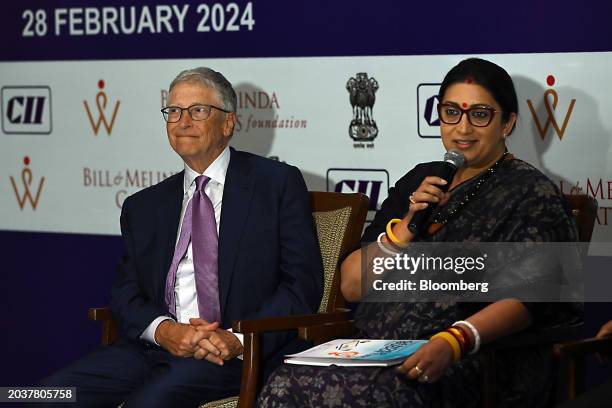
258, 58, 581, 407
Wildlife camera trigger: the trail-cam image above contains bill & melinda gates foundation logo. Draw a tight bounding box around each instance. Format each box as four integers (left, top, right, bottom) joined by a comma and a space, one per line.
526, 74, 576, 141
83, 79, 121, 136
10, 156, 45, 210
160, 89, 307, 133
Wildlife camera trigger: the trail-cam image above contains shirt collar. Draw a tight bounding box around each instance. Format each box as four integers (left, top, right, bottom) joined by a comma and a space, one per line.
183, 146, 230, 193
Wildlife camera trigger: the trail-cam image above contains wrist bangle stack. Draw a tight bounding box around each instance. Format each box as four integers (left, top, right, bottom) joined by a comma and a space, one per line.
450, 324, 473, 354
447, 327, 467, 355
453, 320, 481, 354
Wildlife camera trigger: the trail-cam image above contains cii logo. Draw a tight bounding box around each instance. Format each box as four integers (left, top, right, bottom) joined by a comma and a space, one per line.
10, 156, 45, 210
84, 79, 120, 136
1, 86, 52, 134
327, 168, 389, 221
527, 74, 576, 140
417, 83, 441, 138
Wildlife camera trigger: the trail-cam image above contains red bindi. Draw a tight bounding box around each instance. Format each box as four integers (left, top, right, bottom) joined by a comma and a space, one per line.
465, 77, 474, 84
461, 102, 468, 108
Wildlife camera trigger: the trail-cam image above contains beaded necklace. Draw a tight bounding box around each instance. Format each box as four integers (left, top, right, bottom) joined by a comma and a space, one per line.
427, 152, 514, 235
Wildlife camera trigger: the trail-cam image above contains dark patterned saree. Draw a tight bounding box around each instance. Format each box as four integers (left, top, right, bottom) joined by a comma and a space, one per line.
258, 158, 582, 408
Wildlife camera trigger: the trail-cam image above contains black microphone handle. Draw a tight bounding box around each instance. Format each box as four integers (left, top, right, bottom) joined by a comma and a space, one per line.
407, 162, 458, 236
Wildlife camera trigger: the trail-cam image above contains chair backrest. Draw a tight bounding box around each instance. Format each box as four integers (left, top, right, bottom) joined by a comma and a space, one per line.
564, 194, 598, 243
480, 194, 599, 408
309, 191, 369, 312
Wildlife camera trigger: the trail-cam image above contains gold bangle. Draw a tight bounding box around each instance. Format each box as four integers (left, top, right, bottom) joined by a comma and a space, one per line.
431, 332, 461, 362
386, 218, 409, 248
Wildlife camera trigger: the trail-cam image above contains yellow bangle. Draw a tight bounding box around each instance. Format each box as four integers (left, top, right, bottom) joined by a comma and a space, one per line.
386, 218, 409, 248
431, 332, 461, 362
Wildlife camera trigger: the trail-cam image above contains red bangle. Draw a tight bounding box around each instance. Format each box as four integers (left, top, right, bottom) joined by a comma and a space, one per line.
447, 327, 467, 355
452, 324, 473, 353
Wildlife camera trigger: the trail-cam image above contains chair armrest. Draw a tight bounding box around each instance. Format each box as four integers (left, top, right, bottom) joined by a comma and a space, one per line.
231, 308, 351, 334
554, 337, 612, 359
88, 307, 118, 346
298, 320, 357, 344
88, 307, 112, 322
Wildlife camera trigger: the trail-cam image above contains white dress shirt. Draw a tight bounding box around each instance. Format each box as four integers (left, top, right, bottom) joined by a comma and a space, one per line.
140, 146, 242, 348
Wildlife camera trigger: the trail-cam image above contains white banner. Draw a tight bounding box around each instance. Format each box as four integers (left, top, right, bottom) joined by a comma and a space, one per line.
1, 53, 611, 253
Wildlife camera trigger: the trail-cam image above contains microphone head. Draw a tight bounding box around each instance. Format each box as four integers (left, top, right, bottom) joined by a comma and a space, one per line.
444, 149, 466, 169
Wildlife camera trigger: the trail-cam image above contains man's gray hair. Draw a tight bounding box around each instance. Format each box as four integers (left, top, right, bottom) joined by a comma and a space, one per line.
169, 67, 237, 112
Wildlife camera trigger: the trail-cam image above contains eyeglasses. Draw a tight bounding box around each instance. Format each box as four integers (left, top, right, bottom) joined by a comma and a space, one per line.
437, 103, 501, 127
161, 104, 231, 123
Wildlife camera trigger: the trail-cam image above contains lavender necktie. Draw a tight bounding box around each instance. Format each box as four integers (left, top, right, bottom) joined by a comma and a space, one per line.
165, 175, 221, 323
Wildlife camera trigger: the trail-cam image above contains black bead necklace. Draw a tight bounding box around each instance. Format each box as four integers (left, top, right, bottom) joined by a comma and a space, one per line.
427, 152, 512, 235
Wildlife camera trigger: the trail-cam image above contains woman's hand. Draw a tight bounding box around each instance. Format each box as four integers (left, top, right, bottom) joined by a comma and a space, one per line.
391, 176, 451, 243
396, 338, 454, 383
410, 176, 451, 209
341, 176, 453, 302
596, 320, 612, 363
596, 320, 612, 339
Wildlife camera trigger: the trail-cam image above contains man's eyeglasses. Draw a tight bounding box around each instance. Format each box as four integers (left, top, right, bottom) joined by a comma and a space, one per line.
161, 104, 231, 123
437, 103, 501, 127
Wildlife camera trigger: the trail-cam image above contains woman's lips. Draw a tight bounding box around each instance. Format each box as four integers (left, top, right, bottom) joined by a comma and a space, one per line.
454, 139, 477, 150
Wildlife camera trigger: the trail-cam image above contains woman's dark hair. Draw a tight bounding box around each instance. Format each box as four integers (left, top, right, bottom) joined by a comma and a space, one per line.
439, 58, 518, 132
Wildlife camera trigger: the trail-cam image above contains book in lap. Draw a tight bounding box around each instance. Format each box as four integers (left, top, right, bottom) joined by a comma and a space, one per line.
284, 339, 427, 367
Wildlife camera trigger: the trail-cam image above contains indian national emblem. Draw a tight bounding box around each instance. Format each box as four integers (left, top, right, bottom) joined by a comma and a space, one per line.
346, 73, 379, 142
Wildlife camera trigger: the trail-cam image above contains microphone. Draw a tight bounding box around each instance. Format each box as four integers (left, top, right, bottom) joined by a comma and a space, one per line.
408, 150, 466, 236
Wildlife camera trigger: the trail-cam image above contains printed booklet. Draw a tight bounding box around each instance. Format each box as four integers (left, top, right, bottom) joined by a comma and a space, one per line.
284, 339, 426, 367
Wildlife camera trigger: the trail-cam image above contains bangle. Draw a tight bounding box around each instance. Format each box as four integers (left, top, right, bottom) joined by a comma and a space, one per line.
376, 232, 399, 256
453, 320, 481, 354
383, 234, 405, 252
447, 327, 467, 355
386, 218, 409, 248
451, 324, 473, 353
431, 331, 461, 362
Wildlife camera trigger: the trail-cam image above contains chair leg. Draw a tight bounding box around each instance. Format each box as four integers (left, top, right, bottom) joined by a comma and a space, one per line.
566, 356, 585, 401
237, 332, 260, 408
480, 351, 497, 408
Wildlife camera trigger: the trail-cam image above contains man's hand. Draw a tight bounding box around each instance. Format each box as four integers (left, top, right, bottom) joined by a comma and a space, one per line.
191, 318, 244, 364
154, 319, 219, 357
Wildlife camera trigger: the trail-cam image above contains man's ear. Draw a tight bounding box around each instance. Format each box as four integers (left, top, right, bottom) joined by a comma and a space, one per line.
223, 112, 236, 138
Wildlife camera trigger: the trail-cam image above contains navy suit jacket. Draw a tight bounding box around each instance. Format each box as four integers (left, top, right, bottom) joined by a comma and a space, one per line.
109, 148, 324, 363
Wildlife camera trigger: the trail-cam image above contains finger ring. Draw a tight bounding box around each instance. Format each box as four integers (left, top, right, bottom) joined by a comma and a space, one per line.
409, 193, 417, 204
414, 365, 423, 376
418, 374, 430, 383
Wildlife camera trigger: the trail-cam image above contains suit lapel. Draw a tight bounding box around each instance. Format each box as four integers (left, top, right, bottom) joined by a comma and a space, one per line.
155, 171, 184, 301
218, 149, 254, 317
